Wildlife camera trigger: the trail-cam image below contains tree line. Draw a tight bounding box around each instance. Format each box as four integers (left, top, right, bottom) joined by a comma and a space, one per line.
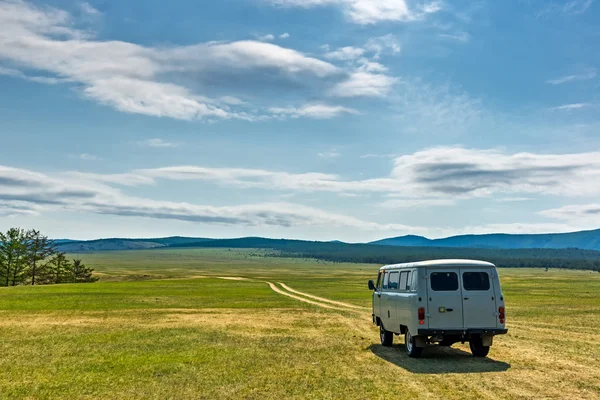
172, 237, 600, 272
0, 228, 97, 287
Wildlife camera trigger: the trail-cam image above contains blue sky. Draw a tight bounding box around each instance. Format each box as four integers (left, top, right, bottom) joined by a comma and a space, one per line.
1, 0, 600, 241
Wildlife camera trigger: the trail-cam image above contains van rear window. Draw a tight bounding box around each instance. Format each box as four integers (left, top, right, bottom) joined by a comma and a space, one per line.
463, 272, 490, 291
430, 272, 458, 291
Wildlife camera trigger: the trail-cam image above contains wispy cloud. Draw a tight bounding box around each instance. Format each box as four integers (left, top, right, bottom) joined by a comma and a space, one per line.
279, 32, 290, 39
265, 0, 442, 24
257, 33, 275, 41
269, 104, 357, 119
562, 0, 595, 14
540, 203, 600, 221
495, 197, 532, 202
137, 138, 178, 148
360, 153, 397, 158
0, 66, 63, 84
79, 2, 100, 15
538, 0, 595, 17
550, 103, 592, 110
547, 68, 597, 84
329, 71, 397, 97
324, 46, 365, 61
438, 32, 470, 43
70, 147, 600, 201
318, 149, 342, 159
1, 0, 366, 122
78, 153, 102, 161
0, 165, 421, 232
378, 198, 455, 208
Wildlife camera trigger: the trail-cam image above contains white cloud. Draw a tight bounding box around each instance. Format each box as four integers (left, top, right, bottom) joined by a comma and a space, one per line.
539, 204, 600, 222
0, 65, 63, 84
379, 198, 455, 208
438, 32, 470, 43
266, 0, 441, 24
495, 197, 532, 202
258, 34, 275, 41
318, 149, 342, 159
269, 103, 357, 119
137, 138, 179, 148
0, 0, 347, 121
69, 147, 600, 202
550, 103, 592, 110
389, 79, 483, 134
364, 34, 401, 58
324, 46, 365, 61
547, 67, 597, 85
356, 59, 388, 73
80, 2, 100, 15
0, 164, 421, 232
329, 71, 397, 97
360, 153, 397, 158
77, 153, 102, 161
562, 0, 594, 14
390, 147, 600, 198
279, 32, 290, 39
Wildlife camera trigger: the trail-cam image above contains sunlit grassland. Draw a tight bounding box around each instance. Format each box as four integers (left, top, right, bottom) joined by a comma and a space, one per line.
0, 248, 599, 399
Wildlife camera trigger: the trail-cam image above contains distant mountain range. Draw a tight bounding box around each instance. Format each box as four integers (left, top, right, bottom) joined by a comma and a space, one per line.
55, 236, 212, 252
54, 228, 600, 252
369, 229, 600, 251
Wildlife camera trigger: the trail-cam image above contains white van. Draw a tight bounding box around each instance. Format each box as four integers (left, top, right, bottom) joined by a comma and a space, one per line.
368, 259, 507, 358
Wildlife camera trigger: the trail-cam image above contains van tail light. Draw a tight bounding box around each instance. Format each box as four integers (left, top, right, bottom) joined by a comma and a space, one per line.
498, 306, 505, 324
418, 307, 425, 325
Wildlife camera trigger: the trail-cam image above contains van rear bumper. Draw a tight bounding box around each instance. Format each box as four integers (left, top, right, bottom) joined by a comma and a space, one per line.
418, 328, 508, 336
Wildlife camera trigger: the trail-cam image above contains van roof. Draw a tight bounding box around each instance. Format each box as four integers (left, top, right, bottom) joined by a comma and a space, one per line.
379, 259, 495, 271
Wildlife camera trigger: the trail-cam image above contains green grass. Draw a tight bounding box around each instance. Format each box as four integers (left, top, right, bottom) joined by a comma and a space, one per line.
1, 248, 599, 399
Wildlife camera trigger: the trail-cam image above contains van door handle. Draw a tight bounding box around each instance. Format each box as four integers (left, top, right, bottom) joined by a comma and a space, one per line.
377, 293, 381, 298
464, 297, 469, 300
446, 308, 453, 312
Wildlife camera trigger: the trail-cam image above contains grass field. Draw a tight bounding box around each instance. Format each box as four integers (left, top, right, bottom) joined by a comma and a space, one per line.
1, 248, 599, 399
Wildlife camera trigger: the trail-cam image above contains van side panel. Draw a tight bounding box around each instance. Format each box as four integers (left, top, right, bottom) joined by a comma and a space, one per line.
406, 268, 428, 334
493, 267, 506, 329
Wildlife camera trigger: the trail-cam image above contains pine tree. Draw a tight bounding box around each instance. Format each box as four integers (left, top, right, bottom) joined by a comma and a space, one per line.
47, 252, 71, 284
0, 228, 28, 286
71, 259, 98, 283
25, 230, 57, 285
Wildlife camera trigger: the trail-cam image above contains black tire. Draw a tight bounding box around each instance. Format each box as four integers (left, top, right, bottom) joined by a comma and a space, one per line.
469, 337, 490, 357
380, 324, 393, 347
404, 329, 423, 358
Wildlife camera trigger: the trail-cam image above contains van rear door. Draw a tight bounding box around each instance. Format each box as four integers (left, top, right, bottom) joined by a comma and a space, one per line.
460, 268, 497, 329
426, 269, 464, 329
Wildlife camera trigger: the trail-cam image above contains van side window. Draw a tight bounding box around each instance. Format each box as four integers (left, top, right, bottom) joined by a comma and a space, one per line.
431, 272, 459, 291
399, 271, 409, 290
409, 270, 417, 291
388, 272, 399, 290
463, 272, 490, 291
382, 272, 389, 289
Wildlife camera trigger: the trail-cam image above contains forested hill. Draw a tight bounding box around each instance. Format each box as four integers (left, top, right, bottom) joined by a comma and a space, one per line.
167, 237, 600, 271
370, 229, 600, 250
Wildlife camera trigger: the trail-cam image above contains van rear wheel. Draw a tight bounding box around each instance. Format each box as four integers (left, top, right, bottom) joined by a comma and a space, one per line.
404, 329, 423, 358
469, 336, 490, 357
380, 324, 393, 347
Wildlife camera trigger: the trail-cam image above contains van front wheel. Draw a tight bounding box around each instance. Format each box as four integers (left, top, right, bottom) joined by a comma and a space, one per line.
380, 324, 393, 347
404, 329, 423, 358
469, 336, 490, 357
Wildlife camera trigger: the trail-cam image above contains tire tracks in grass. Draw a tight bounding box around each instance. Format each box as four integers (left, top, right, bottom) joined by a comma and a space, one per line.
212, 276, 366, 313
277, 282, 369, 310
266, 282, 351, 311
